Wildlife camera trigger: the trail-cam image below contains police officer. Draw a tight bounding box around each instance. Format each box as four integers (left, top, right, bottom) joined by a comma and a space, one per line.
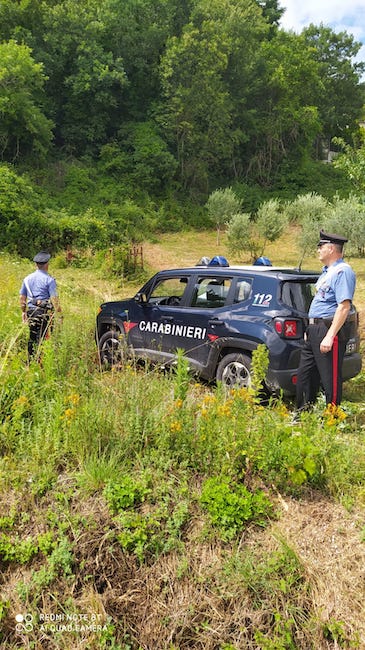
296, 230, 356, 409
20, 251, 62, 359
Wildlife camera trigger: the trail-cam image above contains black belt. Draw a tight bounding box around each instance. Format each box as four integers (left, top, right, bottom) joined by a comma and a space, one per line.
308, 317, 331, 325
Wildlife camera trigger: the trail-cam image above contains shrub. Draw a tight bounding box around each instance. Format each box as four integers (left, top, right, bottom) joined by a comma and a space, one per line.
206, 188, 242, 244
200, 476, 274, 540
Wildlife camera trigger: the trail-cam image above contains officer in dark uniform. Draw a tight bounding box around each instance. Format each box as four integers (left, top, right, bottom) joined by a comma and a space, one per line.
19, 251, 62, 359
296, 230, 356, 409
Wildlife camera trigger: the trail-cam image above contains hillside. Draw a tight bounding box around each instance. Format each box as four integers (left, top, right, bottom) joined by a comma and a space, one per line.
0, 239, 364, 650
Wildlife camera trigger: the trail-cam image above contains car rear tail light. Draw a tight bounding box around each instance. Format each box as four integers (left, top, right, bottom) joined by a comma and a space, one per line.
274, 318, 299, 338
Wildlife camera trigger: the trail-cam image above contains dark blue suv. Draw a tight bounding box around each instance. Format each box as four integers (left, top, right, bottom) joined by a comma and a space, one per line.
96, 263, 361, 395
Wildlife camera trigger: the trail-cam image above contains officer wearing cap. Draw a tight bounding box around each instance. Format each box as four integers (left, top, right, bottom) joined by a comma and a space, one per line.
20, 251, 62, 359
296, 230, 356, 409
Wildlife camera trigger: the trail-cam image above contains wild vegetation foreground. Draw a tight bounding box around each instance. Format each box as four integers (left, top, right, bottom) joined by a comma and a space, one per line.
0, 242, 365, 650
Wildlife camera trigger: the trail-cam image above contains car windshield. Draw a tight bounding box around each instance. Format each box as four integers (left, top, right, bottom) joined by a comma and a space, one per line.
280, 280, 316, 312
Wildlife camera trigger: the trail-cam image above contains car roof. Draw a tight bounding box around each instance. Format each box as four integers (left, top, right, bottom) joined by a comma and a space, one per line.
157, 265, 319, 279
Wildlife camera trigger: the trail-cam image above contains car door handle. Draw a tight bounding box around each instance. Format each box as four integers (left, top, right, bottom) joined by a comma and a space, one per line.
163, 316, 174, 322
209, 318, 224, 326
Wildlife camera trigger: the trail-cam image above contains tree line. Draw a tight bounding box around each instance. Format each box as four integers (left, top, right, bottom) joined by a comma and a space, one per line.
0, 0, 365, 262
1, 0, 364, 189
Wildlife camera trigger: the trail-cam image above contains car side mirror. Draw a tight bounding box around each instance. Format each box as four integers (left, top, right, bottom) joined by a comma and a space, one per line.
135, 292, 147, 304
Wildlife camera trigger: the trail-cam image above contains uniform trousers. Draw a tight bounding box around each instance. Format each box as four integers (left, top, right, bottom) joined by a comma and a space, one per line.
296, 320, 348, 408
27, 306, 53, 358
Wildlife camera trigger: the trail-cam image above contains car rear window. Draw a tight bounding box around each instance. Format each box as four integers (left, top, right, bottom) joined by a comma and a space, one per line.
280, 281, 316, 312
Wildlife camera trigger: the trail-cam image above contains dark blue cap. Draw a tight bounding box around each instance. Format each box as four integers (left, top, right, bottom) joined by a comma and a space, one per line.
33, 251, 51, 264
318, 230, 348, 247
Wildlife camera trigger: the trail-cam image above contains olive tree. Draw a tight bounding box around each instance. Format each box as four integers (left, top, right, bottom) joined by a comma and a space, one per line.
227, 198, 286, 262
206, 187, 242, 245
256, 198, 287, 248
284, 193, 331, 267
226, 212, 259, 261
326, 196, 365, 257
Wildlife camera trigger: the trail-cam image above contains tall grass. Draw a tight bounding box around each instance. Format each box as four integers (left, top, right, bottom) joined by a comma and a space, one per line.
0, 251, 365, 649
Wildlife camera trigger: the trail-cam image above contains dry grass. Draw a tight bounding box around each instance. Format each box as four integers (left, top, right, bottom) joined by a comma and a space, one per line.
143, 227, 365, 311
275, 495, 365, 648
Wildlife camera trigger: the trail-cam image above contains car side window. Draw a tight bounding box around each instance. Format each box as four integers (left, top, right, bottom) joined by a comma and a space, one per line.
191, 277, 232, 308
148, 276, 189, 306
281, 281, 316, 311
234, 277, 253, 303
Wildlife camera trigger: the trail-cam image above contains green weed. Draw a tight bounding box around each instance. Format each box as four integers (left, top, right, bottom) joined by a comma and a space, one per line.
104, 475, 150, 514
200, 476, 274, 540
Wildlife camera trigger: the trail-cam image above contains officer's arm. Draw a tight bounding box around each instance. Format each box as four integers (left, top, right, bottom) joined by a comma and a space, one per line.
20, 294, 27, 322
51, 296, 62, 314
320, 300, 351, 353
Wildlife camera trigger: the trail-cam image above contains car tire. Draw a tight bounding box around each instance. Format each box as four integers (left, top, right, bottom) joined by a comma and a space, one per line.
98, 330, 126, 368
216, 352, 252, 388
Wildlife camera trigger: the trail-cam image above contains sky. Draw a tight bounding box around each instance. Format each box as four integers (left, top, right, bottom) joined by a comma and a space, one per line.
278, 0, 365, 74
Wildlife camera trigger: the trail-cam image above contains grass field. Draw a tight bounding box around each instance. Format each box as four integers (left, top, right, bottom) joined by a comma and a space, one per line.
0, 231, 365, 650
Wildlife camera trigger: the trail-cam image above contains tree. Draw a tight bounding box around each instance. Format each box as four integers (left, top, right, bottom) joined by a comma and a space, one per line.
241, 30, 322, 185
226, 212, 259, 261
284, 192, 330, 226
159, 0, 268, 191
326, 196, 365, 257
0, 40, 53, 160
226, 198, 286, 260
283, 193, 330, 267
255, 0, 284, 34
116, 121, 178, 192
206, 188, 242, 244
40, 0, 128, 151
332, 134, 365, 195
302, 25, 365, 155
256, 198, 287, 248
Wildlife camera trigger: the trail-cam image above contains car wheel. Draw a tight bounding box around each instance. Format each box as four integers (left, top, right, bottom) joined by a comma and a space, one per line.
216, 353, 252, 388
98, 330, 126, 368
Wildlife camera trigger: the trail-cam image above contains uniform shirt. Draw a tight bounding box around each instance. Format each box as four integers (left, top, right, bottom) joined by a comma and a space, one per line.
308, 258, 356, 319
19, 269, 58, 307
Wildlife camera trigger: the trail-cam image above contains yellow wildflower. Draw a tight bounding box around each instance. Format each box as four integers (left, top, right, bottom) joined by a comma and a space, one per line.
217, 404, 232, 417
323, 403, 346, 424
201, 394, 216, 407
275, 403, 289, 417
170, 420, 182, 432
61, 408, 76, 421
12, 395, 30, 410
67, 393, 80, 405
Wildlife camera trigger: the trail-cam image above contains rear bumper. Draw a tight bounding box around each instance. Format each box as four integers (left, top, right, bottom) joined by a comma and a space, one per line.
265, 352, 362, 397
342, 352, 362, 382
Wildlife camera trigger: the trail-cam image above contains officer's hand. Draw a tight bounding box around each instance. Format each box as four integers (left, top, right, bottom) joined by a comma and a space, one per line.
22, 312, 28, 324
320, 333, 334, 353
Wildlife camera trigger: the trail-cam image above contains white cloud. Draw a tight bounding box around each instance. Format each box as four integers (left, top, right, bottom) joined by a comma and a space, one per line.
279, 0, 365, 75
279, 0, 365, 38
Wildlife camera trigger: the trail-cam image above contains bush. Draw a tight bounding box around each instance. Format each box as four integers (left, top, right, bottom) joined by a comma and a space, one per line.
200, 476, 274, 540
